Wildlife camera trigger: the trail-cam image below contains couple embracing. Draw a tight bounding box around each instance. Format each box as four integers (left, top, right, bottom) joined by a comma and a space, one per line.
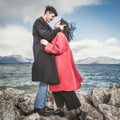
32, 5, 86, 120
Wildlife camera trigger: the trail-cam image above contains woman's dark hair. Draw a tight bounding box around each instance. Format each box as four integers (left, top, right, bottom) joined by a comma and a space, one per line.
45, 5, 58, 16
60, 18, 76, 42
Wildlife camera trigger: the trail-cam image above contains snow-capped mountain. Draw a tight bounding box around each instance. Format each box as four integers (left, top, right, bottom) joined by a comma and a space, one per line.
76, 57, 120, 64
0, 55, 120, 64
0, 55, 31, 63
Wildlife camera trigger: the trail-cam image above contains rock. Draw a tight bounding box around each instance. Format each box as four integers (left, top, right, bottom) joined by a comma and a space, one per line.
109, 83, 119, 89
23, 113, 40, 120
98, 104, 120, 120
0, 88, 25, 120
108, 89, 120, 107
91, 88, 111, 108
0, 91, 2, 95
16, 94, 35, 115
76, 92, 91, 105
0, 84, 120, 120
77, 92, 103, 120
1, 88, 24, 100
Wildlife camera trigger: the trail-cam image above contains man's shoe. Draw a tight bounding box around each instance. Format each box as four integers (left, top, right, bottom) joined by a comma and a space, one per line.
34, 108, 51, 116
53, 109, 64, 117
44, 106, 54, 111
77, 110, 86, 120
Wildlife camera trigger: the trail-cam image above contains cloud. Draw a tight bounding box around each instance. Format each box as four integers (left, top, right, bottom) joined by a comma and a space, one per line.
1, 0, 119, 60
0, 25, 33, 58
70, 38, 120, 60
0, 0, 102, 57
0, 24, 120, 60
105, 37, 118, 44
0, 0, 101, 26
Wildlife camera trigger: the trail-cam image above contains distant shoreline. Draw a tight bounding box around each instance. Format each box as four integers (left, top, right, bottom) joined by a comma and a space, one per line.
0, 63, 120, 65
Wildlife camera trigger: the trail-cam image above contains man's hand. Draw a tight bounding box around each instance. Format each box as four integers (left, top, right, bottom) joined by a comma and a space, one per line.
40, 39, 48, 45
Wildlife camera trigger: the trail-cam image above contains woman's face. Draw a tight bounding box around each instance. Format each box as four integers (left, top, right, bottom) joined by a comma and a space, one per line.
54, 20, 61, 28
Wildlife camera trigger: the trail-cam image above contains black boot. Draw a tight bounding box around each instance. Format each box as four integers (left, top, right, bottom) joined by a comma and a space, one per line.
77, 110, 86, 120
34, 107, 54, 116
53, 108, 65, 117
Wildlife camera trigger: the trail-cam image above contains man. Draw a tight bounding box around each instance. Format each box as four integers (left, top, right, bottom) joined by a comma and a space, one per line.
32, 5, 64, 116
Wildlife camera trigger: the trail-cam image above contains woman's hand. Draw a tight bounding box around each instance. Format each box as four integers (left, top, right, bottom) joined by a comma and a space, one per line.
40, 39, 48, 45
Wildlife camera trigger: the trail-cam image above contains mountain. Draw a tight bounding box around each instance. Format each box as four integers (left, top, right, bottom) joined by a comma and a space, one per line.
76, 57, 120, 64
0, 55, 31, 63
1, 55, 120, 64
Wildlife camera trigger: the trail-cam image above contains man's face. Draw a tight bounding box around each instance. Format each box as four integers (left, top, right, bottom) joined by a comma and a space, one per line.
46, 12, 55, 22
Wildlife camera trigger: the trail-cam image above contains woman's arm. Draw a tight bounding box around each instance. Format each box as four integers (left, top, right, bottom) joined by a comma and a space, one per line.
40, 33, 67, 55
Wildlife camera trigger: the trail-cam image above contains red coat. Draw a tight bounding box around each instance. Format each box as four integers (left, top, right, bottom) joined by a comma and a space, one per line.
45, 32, 83, 92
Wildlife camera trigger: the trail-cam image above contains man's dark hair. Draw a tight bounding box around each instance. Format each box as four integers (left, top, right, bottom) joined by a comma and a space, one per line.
44, 5, 58, 16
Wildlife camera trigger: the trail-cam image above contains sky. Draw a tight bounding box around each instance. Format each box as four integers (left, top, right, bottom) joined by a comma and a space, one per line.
0, 0, 120, 61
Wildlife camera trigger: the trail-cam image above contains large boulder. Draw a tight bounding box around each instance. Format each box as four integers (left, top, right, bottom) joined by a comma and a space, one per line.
0, 88, 25, 120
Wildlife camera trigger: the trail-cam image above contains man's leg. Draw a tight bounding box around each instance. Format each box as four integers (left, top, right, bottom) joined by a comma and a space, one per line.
34, 82, 48, 109
34, 82, 54, 116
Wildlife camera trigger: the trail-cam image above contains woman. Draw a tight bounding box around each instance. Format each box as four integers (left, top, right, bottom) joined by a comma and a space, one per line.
40, 18, 86, 120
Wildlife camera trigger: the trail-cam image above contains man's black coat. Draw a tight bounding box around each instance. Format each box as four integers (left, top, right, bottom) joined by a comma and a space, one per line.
32, 17, 60, 84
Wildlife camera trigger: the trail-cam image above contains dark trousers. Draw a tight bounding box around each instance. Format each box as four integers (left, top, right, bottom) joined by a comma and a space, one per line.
52, 91, 81, 111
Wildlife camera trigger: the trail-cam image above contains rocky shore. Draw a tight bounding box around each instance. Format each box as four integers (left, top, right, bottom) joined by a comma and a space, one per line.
0, 83, 120, 120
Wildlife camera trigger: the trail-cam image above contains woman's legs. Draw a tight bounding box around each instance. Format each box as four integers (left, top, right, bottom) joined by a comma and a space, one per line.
52, 92, 65, 117
53, 91, 81, 111
61, 91, 81, 111
53, 91, 86, 119
52, 92, 64, 108
61, 91, 86, 120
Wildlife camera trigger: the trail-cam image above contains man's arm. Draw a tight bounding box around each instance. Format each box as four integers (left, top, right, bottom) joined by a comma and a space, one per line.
34, 19, 61, 42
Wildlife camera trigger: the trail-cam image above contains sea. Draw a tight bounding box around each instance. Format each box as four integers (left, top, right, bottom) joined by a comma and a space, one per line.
0, 63, 120, 94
